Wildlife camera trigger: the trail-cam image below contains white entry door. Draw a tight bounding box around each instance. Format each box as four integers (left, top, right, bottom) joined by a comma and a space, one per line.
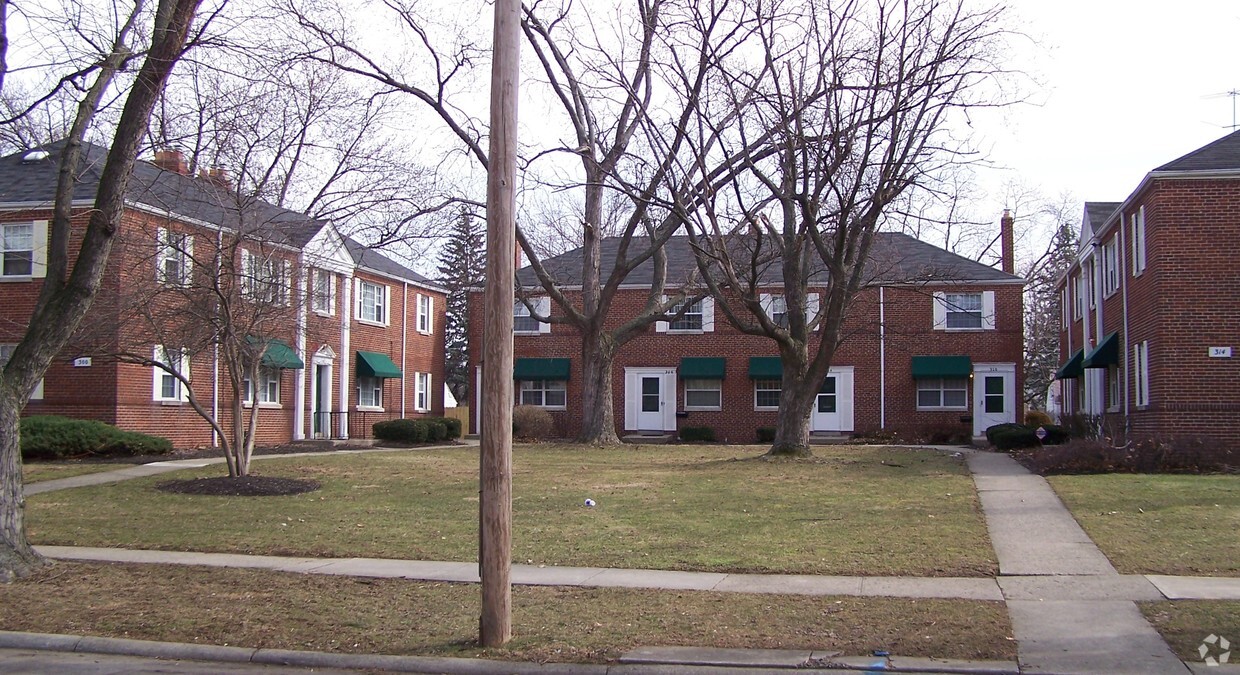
624, 367, 676, 432
811, 366, 854, 432
637, 375, 663, 430
973, 363, 1016, 436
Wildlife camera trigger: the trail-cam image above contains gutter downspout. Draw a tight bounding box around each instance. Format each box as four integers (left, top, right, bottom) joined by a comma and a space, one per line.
293, 265, 308, 440
1119, 214, 1131, 435
401, 282, 408, 417
340, 274, 352, 439
879, 286, 886, 429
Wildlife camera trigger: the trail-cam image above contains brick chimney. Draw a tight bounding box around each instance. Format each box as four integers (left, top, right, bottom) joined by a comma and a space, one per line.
1000, 208, 1015, 275
198, 166, 231, 189
153, 148, 189, 175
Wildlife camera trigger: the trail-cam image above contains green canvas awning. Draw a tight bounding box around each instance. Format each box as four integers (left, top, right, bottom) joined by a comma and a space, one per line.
245, 336, 304, 369
356, 350, 402, 379
748, 356, 782, 379
1083, 332, 1119, 369
1055, 350, 1084, 380
911, 355, 972, 379
513, 357, 570, 380
680, 357, 725, 379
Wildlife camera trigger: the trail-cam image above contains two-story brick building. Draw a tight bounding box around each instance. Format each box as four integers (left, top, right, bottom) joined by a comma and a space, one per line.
0, 141, 446, 447
469, 224, 1024, 443
1056, 130, 1240, 450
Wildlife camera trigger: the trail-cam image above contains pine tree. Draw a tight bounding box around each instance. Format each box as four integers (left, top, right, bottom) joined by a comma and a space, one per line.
1023, 219, 1079, 408
437, 209, 486, 405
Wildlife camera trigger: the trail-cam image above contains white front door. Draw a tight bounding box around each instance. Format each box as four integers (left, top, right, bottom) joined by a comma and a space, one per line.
973, 363, 1016, 436
811, 366, 855, 432
637, 375, 664, 430
624, 367, 675, 432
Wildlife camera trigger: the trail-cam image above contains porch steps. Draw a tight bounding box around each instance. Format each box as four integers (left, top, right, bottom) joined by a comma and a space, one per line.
621, 433, 675, 444
808, 433, 852, 445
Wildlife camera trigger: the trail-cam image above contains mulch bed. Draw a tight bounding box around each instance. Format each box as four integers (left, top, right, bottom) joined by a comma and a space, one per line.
157, 475, 321, 497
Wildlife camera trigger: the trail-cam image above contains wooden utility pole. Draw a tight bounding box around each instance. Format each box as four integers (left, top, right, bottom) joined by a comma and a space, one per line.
479, 0, 519, 648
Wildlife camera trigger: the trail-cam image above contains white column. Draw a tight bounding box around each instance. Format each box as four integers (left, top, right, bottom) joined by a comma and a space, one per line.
293, 266, 308, 440
339, 273, 352, 438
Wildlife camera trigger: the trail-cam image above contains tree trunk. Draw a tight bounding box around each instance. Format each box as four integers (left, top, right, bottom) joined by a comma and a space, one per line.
575, 332, 621, 445
0, 397, 44, 582
768, 344, 815, 458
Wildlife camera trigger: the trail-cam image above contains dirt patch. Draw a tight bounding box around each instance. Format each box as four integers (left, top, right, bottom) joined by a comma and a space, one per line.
157, 475, 321, 497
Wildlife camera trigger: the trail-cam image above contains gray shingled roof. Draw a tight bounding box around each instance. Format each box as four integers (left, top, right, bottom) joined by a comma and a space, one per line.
517, 233, 1022, 287
1084, 202, 1122, 232
343, 236, 437, 287
1154, 129, 1240, 173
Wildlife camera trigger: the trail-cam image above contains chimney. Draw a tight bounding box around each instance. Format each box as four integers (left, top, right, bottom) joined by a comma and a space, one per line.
198, 166, 231, 189
153, 148, 189, 175
1000, 209, 1015, 275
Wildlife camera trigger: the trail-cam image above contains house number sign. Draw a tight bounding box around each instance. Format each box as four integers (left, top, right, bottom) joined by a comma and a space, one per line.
1209, 347, 1232, 358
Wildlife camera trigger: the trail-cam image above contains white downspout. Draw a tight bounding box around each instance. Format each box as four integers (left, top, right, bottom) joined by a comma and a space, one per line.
879, 286, 886, 429
1119, 215, 1131, 433
293, 265, 308, 440
339, 274, 352, 439
401, 282, 408, 417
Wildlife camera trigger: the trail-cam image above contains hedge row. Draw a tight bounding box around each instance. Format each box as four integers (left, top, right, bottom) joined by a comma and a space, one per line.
20, 415, 173, 460
372, 416, 463, 444
985, 422, 1070, 451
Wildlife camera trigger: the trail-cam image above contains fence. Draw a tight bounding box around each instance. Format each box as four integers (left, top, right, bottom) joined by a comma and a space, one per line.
310, 410, 403, 440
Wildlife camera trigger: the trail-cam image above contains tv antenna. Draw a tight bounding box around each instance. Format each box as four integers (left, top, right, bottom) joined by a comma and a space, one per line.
1204, 89, 1240, 130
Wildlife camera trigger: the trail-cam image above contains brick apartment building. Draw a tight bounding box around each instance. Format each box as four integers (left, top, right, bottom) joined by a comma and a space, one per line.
0, 141, 446, 447
1056, 130, 1240, 448
468, 226, 1024, 443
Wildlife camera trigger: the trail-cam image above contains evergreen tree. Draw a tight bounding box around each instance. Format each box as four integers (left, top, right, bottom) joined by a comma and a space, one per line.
437, 209, 486, 405
1023, 218, 1079, 408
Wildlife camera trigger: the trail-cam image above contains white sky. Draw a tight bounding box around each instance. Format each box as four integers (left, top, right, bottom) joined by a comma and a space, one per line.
976, 0, 1240, 212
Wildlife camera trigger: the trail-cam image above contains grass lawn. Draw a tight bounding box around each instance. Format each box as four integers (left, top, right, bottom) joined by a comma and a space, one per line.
26, 444, 996, 577
22, 462, 122, 483
0, 562, 1016, 663
1047, 474, 1239, 576
1140, 601, 1240, 664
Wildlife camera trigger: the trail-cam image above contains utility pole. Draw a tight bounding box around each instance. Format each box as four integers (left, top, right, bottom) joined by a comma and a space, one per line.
479, 0, 518, 648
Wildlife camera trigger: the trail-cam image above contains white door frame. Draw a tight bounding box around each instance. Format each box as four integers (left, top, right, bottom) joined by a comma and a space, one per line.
624, 367, 676, 432
310, 346, 336, 439
972, 362, 1016, 437
811, 366, 855, 432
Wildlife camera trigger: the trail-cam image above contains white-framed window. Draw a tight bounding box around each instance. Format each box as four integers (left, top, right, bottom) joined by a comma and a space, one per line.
415, 372, 431, 411
514, 297, 551, 334
1107, 365, 1120, 412
1061, 286, 1069, 328
1087, 260, 1096, 309
311, 269, 335, 315
656, 296, 715, 333
768, 295, 788, 327
1131, 207, 1147, 276
241, 250, 288, 305
242, 367, 281, 405
416, 293, 434, 334
156, 227, 193, 286
1102, 237, 1119, 297
754, 379, 781, 410
916, 378, 968, 410
684, 378, 722, 411
152, 345, 189, 402
357, 376, 383, 409
1, 222, 34, 277
356, 280, 387, 325
0, 344, 42, 399
1133, 341, 1150, 407
519, 379, 566, 408
933, 291, 995, 330
1073, 274, 1083, 320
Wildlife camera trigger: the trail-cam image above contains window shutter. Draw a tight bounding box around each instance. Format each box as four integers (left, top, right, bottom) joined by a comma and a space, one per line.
151, 346, 164, 401
427, 295, 434, 333
982, 291, 996, 329
282, 261, 292, 305
240, 249, 251, 296
537, 296, 552, 334
655, 295, 668, 332
932, 292, 947, 330
702, 297, 714, 332
807, 293, 820, 326
179, 350, 190, 402
760, 293, 773, 321
383, 285, 391, 326
155, 228, 168, 283
425, 373, 432, 410
31, 220, 48, 279
183, 234, 194, 282
354, 278, 363, 319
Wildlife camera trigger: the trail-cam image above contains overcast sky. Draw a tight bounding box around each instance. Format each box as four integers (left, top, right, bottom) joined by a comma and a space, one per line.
978, 0, 1240, 212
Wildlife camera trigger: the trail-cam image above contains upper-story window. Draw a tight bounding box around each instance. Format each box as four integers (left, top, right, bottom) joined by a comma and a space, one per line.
357, 280, 387, 325
768, 295, 788, 327
1102, 237, 1119, 297
416, 293, 433, 334
1, 223, 34, 277
656, 296, 715, 333
311, 269, 335, 315
241, 250, 288, 305
156, 228, 193, 286
1131, 207, 1147, 276
671, 299, 703, 330
932, 291, 995, 330
514, 297, 551, 334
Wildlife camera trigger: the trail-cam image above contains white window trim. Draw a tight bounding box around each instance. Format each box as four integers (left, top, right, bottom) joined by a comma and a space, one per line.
514, 297, 552, 335
1, 220, 48, 280
932, 291, 995, 331
240, 249, 289, 306
242, 367, 282, 407
1102, 238, 1120, 298
1133, 341, 1150, 408
1107, 364, 1120, 413
357, 375, 384, 411
916, 378, 969, 411
518, 379, 568, 410
416, 294, 434, 334
753, 379, 781, 411
415, 372, 432, 412
656, 296, 714, 333
355, 279, 390, 327
152, 346, 190, 403
684, 378, 723, 411
156, 227, 193, 287
311, 269, 336, 316
1131, 207, 1147, 277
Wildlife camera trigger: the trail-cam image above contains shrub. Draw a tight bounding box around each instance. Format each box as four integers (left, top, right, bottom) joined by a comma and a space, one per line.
756, 426, 776, 442
1017, 437, 1235, 475
373, 419, 428, 443
1025, 410, 1054, 427
20, 415, 172, 460
425, 419, 448, 442
439, 416, 463, 439
512, 405, 555, 440
678, 426, 716, 442
985, 423, 1026, 446
990, 425, 1040, 451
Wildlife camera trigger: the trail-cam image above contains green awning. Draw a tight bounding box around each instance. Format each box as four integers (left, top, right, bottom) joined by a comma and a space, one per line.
748, 356, 782, 379
680, 357, 725, 379
514, 357, 570, 380
1055, 350, 1084, 380
245, 336, 304, 369
911, 355, 972, 379
1083, 332, 1119, 369
356, 350, 402, 379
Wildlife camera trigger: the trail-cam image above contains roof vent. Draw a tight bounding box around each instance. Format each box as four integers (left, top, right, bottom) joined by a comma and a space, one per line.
20, 149, 50, 163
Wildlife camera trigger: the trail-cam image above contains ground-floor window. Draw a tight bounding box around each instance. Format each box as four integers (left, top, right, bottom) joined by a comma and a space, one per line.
754, 379, 781, 410
684, 378, 722, 410
415, 372, 431, 411
1133, 341, 1150, 407
243, 368, 281, 404
358, 376, 383, 409
1107, 365, 1120, 411
916, 378, 967, 410
519, 379, 566, 408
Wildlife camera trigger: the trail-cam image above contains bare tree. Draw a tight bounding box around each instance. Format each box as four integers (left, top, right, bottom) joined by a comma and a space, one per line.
1017, 194, 1078, 408
673, 0, 1015, 456
0, 0, 211, 582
